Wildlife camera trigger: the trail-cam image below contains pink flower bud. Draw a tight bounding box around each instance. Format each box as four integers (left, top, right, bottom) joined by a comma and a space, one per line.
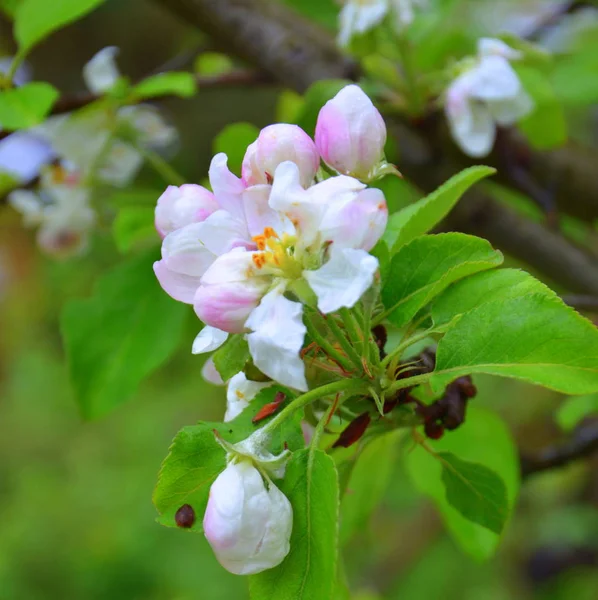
315, 85, 387, 180
193, 279, 268, 333
242, 124, 319, 188
204, 461, 292, 575
155, 184, 219, 238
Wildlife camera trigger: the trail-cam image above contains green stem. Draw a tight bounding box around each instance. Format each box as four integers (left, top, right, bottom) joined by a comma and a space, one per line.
323, 312, 364, 372
311, 396, 339, 450
260, 379, 367, 437
381, 328, 434, 370
340, 307, 362, 346
305, 314, 355, 374
385, 372, 434, 396
138, 146, 186, 186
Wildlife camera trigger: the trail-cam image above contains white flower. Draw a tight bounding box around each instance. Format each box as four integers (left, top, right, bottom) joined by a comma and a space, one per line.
445, 39, 534, 157
203, 460, 292, 575
0, 133, 55, 183
83, 46, 121, 94
225, 372, 273, 421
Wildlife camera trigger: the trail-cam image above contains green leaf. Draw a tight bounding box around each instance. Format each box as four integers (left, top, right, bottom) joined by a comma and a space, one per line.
431, 268, 554, 327
381, 233, 503, 327
60, 248, 187, 419
194, 52, 234, 77
133, 72, 197, 99
517, 65, 567, 150
213, 122, 259, 176
153, 386, 303, 531
551, 53, 598, 106
382, 166, 495, 253
0, 82, 58, 130
112, 206, 156, 253
556, 393, 598, 432
437, 452, 508, 535
406, 408, 519, 559
340, 431, 401, 545
212, 334, 250, 381
15, 0, 106, 54
249, 449, 339, 599
295, 79, 351, 135
430, 294, 598, 395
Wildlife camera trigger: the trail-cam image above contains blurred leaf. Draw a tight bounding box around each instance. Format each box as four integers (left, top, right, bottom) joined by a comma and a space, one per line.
60, 248, 187, 419
279, 0, 338, 29
213, 122, 259, 175
406, 408, 519, 559
194, 52, 234, 77
212, 334, 250, 381
14, 0, 106, 54
431, 295, 598, 395
249, 449, 339, 600
551, 53, 598, 106
0, 0, 20, 17
133, 72, 197, 99
382, 166, 495, 253
0, 82, 58, 130
438, 452, 508, 535
517, 65, 567, 150
381, 233, 503, 327
340, 431, 402, 545
431, 268, 553, 327
112, 206, 156, 253
556, 393, 598, 431
276, 89, 304, 123
296, 79, 351, 135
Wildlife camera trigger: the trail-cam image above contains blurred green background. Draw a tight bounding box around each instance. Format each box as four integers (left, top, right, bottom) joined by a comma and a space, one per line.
1, 1, 597, 599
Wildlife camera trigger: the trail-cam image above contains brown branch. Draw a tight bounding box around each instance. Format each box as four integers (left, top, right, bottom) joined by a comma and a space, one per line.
521, 422, 598, 478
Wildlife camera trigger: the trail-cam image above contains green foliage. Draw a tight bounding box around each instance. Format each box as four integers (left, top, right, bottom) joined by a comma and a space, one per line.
60, 249, 187, 419
556, 393, 598, 432
0, 82, 58, 130
381, 233, 503, 327
382, 166, 496, 253
551, 53, 598, 106
195, 52, 234, 77
213, 122, 260, 175
112, 206, 156, 253
438, 452, 508, 535
212, 334, 250, 381
279, 0, 339, 29
431, 268, 552, 327
340, 431, 402, 545
14, 0, 106, 54
431, 294, 598, 395
406, 408, 519, 559
249, 449, 339, 600
133, 72, 197, 99
517, 65, 567, 150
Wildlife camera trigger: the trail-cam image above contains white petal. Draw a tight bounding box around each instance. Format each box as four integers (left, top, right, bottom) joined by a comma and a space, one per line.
469, 56, 521, 100
225, 372, 272, 422
243, 184, 295, 239
477, 37, 522, 60
192, 326, 229, 354
8, 190, 44, 225
447, 98, 496, 158
304, 247, 378, 314
338, 0, 389, 46
0, 133, 55, 182
83, 46, 121, 94
201, 357, 225, 385
161, 222, 217, 277
196, 209, 252, 256
246, 288, 307, 391
97, 140, 143, 186
487, 89, 534, 126
153, 260, 202, 304
200, 250, 262, 285
209, 153, 246, 221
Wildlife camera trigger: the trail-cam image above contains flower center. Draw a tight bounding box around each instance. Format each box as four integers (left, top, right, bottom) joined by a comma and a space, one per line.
251, 227, 303, 279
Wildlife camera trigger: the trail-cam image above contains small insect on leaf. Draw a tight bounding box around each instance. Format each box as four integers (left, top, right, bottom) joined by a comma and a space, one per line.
332, 412, 371, 448
252, 391, 286, 423
175, 504, 196, 528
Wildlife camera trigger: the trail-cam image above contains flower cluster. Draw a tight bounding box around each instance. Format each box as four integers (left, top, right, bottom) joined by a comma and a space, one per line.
153, 84, 390, 573
444, 38, 534, 158
154, 84, 389, 392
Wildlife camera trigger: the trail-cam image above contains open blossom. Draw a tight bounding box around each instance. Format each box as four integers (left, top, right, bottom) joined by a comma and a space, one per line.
225, 372, 273, 421
9, 164, 95, 258
445, 38, 533, 158
204, 460, 292, 575
316, 85, 387, 181
154, 84, 388, 391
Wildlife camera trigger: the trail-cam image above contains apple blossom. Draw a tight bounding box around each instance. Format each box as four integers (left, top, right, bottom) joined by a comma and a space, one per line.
155, 184, 219, 238
203, 460, 292, 575
445, 38, 533, 157
82, 46, 121, 94
242, 124, 319, 188
225, 372, 273, 422
315, 85, 388, 181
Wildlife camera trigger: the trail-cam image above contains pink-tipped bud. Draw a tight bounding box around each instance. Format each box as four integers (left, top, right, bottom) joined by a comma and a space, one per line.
315, 84, 387, 181
155, 184, 218, 238
242, 124, 319, 188
203, 461, 292, 575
